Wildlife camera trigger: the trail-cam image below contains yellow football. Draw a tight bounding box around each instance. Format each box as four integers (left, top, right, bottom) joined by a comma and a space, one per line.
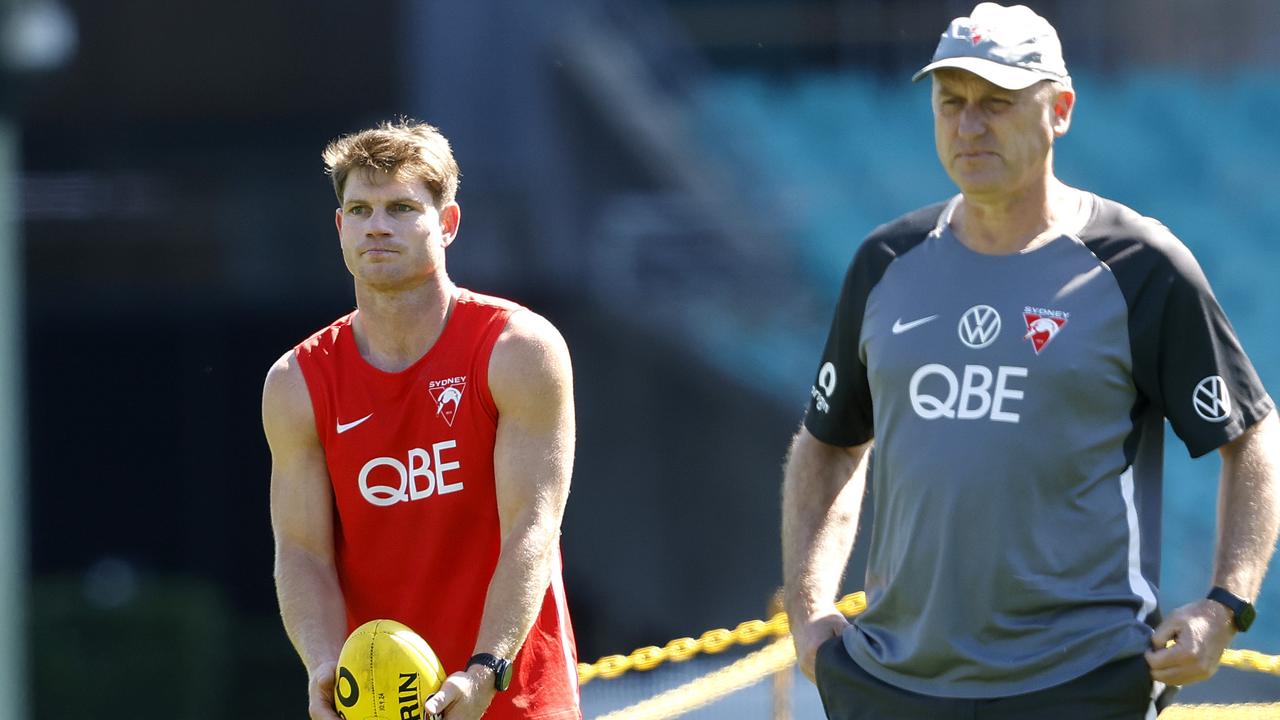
334, 619, 448, 720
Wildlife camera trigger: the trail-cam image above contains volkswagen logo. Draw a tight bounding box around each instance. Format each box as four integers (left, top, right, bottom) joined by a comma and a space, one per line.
958, 305, 1001, 349
1193, 375, 1232, 423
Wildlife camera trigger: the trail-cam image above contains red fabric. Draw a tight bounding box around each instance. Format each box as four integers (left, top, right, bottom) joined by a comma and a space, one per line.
294, 289, 580, 718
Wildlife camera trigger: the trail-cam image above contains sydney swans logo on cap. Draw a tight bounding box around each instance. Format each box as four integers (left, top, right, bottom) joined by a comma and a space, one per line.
965, 22, 989, 46
913, 2, 1070, 90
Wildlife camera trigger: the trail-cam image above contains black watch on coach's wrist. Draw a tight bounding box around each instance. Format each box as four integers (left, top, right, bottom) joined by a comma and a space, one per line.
1207, 586, 1256, 632
467, 653, 513, 691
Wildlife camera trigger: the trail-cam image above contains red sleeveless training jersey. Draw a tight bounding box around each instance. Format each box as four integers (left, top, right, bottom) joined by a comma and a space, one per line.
293, 289, 580, 719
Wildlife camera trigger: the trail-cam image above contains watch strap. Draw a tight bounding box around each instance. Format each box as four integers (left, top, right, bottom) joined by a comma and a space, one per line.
1207, 586, 1256, 632
467, 652, 513, 691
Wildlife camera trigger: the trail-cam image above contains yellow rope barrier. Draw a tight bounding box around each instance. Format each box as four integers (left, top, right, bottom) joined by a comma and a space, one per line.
1161, 705, 1280, 719
1223, 649, 1280, 676
594, 639, 796, 720
580, 591, 1280, 682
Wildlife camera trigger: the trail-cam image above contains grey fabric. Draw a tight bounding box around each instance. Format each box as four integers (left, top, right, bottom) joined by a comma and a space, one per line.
803, 194, 1273, 698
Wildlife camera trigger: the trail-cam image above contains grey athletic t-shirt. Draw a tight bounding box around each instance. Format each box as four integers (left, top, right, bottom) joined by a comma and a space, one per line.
803, 194, 1274, 698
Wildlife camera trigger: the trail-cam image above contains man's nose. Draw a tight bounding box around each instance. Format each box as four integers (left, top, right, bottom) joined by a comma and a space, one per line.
958, 104, 986, 138
365, 210, 393, 236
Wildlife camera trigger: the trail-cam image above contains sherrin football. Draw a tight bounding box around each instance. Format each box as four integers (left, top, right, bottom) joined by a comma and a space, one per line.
334, 619, 447, 720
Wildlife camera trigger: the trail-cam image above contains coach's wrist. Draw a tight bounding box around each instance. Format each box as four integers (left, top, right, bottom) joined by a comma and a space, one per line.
1202, 596, 1240, 634
783, 594, 829, 623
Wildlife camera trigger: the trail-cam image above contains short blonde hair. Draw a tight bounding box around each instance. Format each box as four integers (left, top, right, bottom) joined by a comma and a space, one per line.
321, 118, 461, 207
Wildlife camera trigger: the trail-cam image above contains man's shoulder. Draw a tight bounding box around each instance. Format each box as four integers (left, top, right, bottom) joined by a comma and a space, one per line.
294, 311, 357, 358
488, 309, 572, 413
1078, 195, 1201, 278
262, 348, 318, 443
457, 287, 526, 315
843, 200, 950, 277
1080, 195, 1176, 244
864, 200, 951, 248
492, 311, 569, 371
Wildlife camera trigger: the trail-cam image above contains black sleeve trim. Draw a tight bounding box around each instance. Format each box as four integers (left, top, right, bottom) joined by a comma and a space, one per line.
803, 202, 948, 446
1081, 198, 1274, 458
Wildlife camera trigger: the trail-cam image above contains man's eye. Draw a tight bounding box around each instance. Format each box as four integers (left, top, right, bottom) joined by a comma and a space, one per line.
348, 206, 367, 215
393, 204, 413, 212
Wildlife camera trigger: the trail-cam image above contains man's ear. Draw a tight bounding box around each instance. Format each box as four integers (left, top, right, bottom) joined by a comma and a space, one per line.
440, 203, 461, 248
1051, 87, 1076, 137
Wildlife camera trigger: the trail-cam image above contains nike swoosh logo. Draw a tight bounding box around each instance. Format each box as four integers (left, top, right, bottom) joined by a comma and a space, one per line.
336, 413, 373, 434
892, 315, 939, 334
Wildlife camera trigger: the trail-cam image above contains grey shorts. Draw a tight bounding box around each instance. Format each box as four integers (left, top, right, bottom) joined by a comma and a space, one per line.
814, 636, 1161, 720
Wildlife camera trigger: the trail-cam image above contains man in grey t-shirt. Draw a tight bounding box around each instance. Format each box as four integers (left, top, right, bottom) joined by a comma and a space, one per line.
781, 4, 1280, 718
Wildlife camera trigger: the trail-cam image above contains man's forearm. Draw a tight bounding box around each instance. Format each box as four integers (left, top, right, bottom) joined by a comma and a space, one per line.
1213, 412, 1280, 599
276, 543, 349, 674
470, 515, 562, 662
782, 431, 869, 622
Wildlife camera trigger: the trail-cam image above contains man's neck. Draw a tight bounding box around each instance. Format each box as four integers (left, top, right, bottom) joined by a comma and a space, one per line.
953, 178, 1083, 255
352, 277, 457, 373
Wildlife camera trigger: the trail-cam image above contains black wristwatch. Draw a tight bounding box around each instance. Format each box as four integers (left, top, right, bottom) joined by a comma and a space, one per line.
467, 653, 514, 691
1207, 586, 1256, 632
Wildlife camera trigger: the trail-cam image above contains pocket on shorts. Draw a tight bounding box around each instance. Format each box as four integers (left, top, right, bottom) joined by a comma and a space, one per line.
1097, 654, 1154, 709
813, 634, 842, 682
1126, 654, 1155, 706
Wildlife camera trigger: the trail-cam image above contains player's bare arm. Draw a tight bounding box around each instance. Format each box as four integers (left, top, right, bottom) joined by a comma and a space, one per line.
1148, 410, 1280, 686
782, 428, 872, 682
264, 351, 349, 720
425, 310, 575, 719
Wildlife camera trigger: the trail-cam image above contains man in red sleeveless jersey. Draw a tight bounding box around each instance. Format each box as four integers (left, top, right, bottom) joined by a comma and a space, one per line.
263, 119, 580, 719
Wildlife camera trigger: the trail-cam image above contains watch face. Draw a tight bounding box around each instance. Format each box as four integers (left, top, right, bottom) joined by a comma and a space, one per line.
1238, 604, 1257, 632
495, 659, 514, 691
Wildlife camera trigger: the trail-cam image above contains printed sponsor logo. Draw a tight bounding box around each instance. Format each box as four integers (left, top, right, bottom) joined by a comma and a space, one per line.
428, 376, 467, 427
398, 673, 421, 720
958, 305, 1001, 349
811, 362, 837, 413
336, 413, 373, 434
358, 441, 463, 506
909, 363, 1028, 423
1022, 306, 1070, 355
336, 666, 359, 709
892, 314, 939, 335
1193, 375, 1232, 423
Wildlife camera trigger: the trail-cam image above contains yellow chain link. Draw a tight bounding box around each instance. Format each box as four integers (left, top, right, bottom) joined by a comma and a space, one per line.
576, 593, 855, 685
579, 590, 1280, 682
593, 639, 796, 720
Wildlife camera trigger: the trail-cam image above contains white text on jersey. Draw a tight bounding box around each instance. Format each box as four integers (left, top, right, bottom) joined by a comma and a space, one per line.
909, 364, 1028, 423
358, 440, 463, 506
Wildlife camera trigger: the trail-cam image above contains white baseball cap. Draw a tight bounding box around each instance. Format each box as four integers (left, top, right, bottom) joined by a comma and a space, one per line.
912, 3, 1071, 90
